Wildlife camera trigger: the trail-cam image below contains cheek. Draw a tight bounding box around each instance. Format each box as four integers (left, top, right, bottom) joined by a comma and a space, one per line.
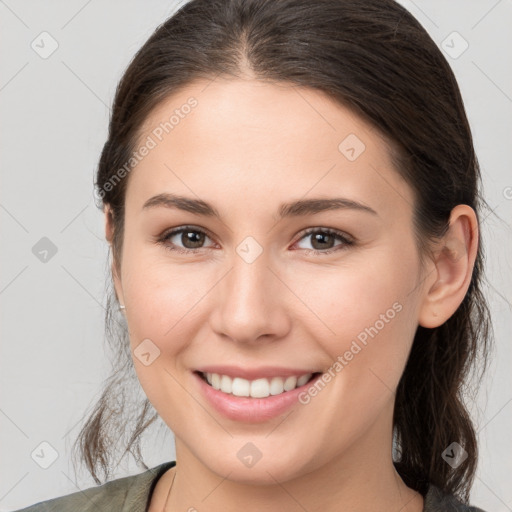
295, 278, 418, 438
296, 249, 417, 337
121, 251, 205, 346
297, 249, 419, 393
121, 256, 202, 422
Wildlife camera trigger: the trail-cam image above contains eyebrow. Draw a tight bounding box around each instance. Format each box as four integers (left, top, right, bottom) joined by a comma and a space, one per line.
142, 193, 378, 219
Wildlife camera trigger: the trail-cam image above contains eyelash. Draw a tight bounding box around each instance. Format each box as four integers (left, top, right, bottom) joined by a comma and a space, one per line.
157, 225, 355, 256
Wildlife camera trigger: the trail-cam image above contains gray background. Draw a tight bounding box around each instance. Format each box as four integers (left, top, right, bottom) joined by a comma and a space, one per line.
0, 1, 511, 510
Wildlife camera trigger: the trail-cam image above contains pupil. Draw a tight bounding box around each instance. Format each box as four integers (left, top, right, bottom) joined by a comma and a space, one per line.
312, 232, 333, 250
183, 231, 204, 248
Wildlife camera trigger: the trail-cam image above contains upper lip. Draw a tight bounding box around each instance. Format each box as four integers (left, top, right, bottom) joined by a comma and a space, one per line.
194, 365, 321, 381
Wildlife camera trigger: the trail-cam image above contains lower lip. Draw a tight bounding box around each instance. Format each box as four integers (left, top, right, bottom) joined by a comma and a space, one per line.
193, 371, 322, 423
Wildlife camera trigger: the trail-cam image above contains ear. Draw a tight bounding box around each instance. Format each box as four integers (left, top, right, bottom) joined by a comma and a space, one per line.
418, 204, 478, 328
104, 205, 125, 308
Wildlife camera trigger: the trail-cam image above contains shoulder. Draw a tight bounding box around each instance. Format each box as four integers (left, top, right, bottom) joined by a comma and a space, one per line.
424, 484, 487, 512
11, 461, 176, 512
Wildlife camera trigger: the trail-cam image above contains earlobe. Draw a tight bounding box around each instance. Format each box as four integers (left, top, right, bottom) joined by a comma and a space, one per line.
104, 205, 114, 243
418, 205, 478, 329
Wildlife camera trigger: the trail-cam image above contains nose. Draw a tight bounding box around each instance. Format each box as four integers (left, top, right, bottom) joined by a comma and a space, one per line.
209, 246, 291, 345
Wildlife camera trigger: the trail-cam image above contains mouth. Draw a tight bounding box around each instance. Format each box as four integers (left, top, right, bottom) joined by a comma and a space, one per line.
194, 370, 321, 399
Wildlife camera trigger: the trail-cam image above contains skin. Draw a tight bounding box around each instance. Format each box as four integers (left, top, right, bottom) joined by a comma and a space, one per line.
105, 76, 478, 512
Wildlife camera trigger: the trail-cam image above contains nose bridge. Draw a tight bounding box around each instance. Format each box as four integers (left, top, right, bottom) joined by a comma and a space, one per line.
231, 242, 270, 305
212, 239, 289, 343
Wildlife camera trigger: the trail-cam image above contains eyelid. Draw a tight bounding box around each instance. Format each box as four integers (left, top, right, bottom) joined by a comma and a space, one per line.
294, 226, 355, 244
159, 224, 215, 240
158, 224, 217, 250
291, 227, 354, 255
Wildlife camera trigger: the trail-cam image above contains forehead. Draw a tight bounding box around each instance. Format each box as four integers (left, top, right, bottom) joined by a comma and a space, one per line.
126, 78, 413, 220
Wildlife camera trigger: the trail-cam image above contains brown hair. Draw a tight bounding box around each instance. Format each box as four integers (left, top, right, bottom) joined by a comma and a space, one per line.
74, 0, 492, 502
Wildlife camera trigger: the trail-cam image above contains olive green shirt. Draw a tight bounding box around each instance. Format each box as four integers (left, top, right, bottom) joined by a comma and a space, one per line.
13, 460, 487, 511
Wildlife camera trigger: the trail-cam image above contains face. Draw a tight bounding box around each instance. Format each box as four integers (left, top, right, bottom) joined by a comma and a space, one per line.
110, 77, 430, 483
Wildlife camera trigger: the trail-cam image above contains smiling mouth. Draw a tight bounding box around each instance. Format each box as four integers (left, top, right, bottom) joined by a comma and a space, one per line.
195, 371, 321, 399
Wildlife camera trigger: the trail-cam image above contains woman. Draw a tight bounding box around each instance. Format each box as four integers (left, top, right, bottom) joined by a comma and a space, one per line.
16, 0, 492, 510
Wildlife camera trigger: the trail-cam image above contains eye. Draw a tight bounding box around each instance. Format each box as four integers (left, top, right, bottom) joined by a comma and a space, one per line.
293, 227, 354, 255
157, 226, 354, 256
158, 225, 215, 254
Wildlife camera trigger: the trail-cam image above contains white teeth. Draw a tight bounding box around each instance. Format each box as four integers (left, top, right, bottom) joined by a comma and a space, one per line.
220, 375, 232, 394
211, 373, 221, 390
283, 376, 297, 391
297, 374, 311, 387
269, 377, 284, 396
250, 378, 269, 398
232, 377, 250, 397
203, 372, 313, 398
